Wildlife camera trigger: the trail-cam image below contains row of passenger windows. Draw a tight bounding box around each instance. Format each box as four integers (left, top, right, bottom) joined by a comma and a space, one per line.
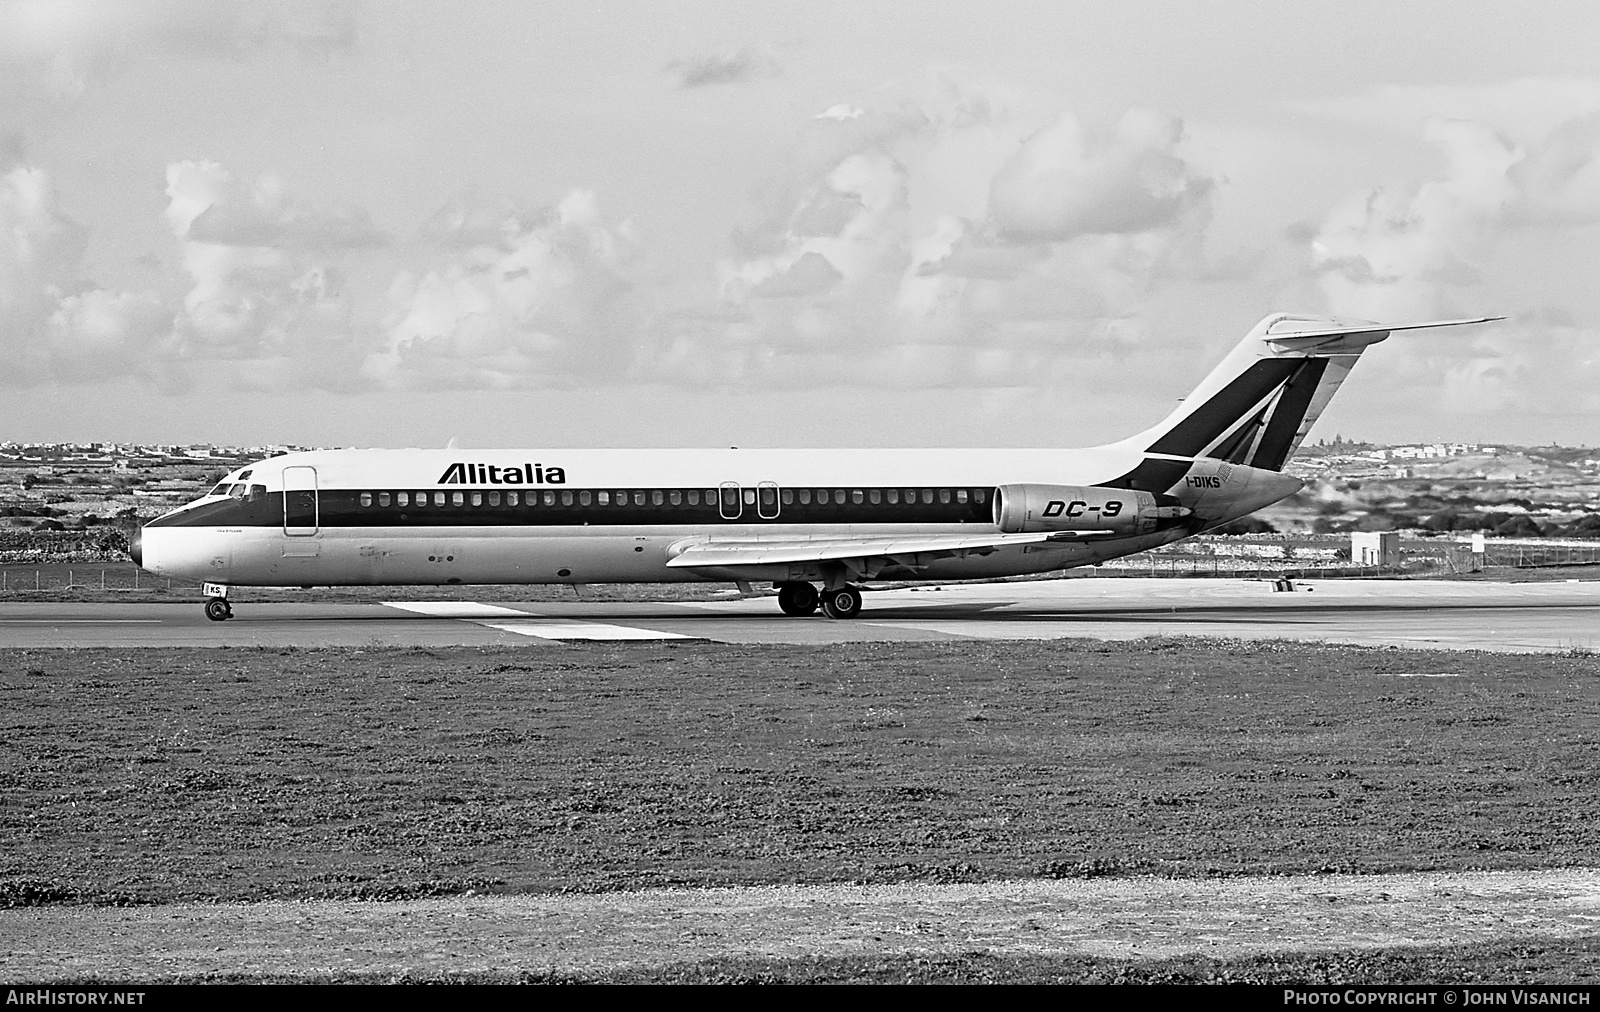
355, 487, 989, 508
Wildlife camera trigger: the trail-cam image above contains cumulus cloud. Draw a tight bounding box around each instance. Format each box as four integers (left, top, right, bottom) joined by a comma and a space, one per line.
163, 160, 368, 386
989, 108, 1213, 242
1307, 90, 1600, 321
366, 190, 639, 389
0, 0, 358, 103
666, 47, 780, 89
0, 159, 169, 385
1297, 81, 1600, 423
641, 83, 1222, 390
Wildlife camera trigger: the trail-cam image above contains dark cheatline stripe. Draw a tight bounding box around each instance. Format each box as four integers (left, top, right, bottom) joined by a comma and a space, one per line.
146, 489, 998, 529
1145, 358, 1301, 457
1101, 458, 1192, 493
1248, 357, 1329, 472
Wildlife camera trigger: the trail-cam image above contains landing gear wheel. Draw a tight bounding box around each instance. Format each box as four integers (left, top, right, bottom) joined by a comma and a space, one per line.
204, 597, 232, 622
819, 585, 862, 620
777, 581, 819, 616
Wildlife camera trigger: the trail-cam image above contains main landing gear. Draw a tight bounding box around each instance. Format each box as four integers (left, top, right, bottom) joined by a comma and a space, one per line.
776, 581, 861, 619
202, 582, 232, 622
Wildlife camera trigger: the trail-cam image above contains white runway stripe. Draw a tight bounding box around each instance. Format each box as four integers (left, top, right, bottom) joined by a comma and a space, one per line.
477, 620, 693, 641
381, 601, 695, 641
382, 602, 529, 618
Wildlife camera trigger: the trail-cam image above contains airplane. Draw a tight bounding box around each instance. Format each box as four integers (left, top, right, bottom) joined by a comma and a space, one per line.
130, 312, 1499, 622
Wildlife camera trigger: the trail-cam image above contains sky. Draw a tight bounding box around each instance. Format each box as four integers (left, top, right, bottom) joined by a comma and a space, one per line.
2, 0, 1599, 450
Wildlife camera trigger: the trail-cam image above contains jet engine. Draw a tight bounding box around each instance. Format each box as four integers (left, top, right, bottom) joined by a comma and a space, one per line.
993, 484, 1191, 535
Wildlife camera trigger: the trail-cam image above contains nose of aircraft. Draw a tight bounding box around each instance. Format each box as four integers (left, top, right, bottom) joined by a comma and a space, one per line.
129, 526, 142, 568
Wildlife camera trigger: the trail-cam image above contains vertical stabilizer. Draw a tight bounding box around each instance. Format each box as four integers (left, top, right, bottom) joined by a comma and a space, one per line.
1111, 314, 1499, 471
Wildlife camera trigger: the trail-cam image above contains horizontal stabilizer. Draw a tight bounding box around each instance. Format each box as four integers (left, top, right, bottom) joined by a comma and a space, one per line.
666, 530, 1112, 570
1265, 316, 1503, 352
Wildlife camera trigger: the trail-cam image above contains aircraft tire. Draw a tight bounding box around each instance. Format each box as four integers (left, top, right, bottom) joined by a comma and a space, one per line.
777, 581, 819, 616
819, 586, 862, 619
204, 598, 231, 622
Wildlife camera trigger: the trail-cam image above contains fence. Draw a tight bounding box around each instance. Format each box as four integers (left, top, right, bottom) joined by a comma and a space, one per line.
0, 563, 198, 594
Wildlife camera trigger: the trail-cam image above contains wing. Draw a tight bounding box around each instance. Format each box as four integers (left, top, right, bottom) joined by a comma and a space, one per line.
666, 530, 1113, 571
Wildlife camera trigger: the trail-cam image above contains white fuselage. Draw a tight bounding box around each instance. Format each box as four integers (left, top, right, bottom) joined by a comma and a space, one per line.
135, 446, 1300, 588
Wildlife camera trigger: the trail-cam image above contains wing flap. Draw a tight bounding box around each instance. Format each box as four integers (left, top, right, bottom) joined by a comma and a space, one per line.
666, 530, 1112, 569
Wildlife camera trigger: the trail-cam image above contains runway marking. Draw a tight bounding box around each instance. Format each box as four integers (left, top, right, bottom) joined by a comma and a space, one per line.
477, 620, 693, 642
382, 602, 695, 641
381, 602, 530, 619
0, 619, 161, 624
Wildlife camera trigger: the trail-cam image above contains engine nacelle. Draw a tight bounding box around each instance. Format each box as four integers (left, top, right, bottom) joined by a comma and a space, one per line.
994, 484, 1189, 535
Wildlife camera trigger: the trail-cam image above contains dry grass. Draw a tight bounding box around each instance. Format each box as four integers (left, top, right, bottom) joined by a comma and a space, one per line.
4, 639, 1600, 910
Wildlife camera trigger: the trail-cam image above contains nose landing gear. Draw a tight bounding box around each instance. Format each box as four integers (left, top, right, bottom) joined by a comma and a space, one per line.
201, 582, 232, 622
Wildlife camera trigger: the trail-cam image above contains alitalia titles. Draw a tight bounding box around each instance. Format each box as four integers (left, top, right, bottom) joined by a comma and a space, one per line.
437, 462, 565, 485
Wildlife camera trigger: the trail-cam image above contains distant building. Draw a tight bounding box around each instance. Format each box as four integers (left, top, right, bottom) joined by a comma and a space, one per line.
1352, 531, 1400, 567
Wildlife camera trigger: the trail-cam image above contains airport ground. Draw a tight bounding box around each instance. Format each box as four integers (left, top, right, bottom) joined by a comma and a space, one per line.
4, 581, 1600, 983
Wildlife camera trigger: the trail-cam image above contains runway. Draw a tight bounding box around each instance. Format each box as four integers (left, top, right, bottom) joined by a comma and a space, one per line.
3, 578, 1599, 651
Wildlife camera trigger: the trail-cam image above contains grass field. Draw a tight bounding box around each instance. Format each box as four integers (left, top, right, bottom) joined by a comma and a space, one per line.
4, 638, 1599, 912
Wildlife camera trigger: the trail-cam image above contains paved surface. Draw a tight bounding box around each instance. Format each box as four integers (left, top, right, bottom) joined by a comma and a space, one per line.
4, 868, 1600, 979
3, 578, 1599, 651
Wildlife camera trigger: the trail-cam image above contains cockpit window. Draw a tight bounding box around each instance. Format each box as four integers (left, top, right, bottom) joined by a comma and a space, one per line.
249, 484, 266, 502
209, 483, 229, 496
227, 483, 247, 498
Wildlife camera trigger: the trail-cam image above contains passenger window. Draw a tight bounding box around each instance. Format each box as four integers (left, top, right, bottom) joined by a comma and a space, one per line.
974, 488, 987, 504
921, 489, 934, 504
434, 492, 447, 506
544, 491, 556, 506
579, 491, 592, 506
669, 490, 682, 506
378, 492, 392, 507
798, 489, 811, 504
816, 489, 829, 505
452, 492, 465, 507
634, 491, 645, 506
687, 490, 699, 505
507, 491, 519, 506
868, 489, 881, 504
851, 490, 864, 504
598, 491, 611, 505
743, 489, 756, 505
652, 490, 664, 506
559, 491, 572, 506
470, 492, 483, 507
488, 491, 501, 506
957, 489, 968, 504
781, 489, 793, 505
834, 489, 846, 503
939, 489, 951, 504
887, 489, 899, 504
722, 487, 740, 509
360, 492, 373, 507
